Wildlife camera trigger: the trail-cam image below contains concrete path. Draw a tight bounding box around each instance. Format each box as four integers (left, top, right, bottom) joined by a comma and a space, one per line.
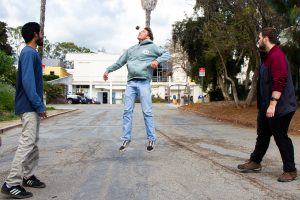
0, 104, 299, 200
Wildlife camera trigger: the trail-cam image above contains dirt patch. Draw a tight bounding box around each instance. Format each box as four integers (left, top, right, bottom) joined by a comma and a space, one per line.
180, 101, 300, 135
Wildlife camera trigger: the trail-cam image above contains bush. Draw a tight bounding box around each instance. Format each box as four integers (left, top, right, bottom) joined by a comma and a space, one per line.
208, 88, 224, 101
152, 95, 168, 103
43, 74, 59, 81
135, 95, 168, 103
48, 96, 67, 104
44, 82, 66, 104
0, 51, 16, 86
236, 84, 249, 101
0, 82, 15, 112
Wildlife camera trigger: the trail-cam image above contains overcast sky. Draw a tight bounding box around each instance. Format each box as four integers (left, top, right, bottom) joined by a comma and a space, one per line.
0, 0, 194, 53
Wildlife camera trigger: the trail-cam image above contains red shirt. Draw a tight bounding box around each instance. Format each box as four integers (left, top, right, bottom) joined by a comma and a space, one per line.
263, 45, 288, 93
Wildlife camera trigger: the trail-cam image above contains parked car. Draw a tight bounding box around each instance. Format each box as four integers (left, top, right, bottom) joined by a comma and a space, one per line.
81, 97, 93, 104
66, 95, 82, 104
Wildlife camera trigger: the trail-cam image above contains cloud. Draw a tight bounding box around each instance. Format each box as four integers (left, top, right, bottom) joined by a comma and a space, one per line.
0, 0, 194, 53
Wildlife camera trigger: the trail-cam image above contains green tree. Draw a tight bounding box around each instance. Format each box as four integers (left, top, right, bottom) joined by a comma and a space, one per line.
43, 37, 55, 58
6, 25, 93, 68
268, 0, 300, 98
6, 26, 24, 67
7, 26, 55, 60
43, 74, 59, 81
52, 42, 93, 68
43, 82, 65, 104
0, 21, 13, 55
0, 82, 15, 113
173, 0, 283, 106
0, 50, 16, 86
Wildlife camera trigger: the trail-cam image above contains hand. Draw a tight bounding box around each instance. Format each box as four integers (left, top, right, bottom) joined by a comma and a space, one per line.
103, 71, 109, 81
38, 111, 47, 119
150, 60, 159, 69
266, 104, 275, 118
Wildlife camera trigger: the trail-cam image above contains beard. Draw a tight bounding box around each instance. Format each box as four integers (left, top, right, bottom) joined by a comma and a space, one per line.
36, 36, 43, 46
258, 40, 266, 51
258, 44, 267, 61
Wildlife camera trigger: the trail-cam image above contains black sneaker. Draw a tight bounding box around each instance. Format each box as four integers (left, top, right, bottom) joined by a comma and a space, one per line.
23, 175, 46, 188
119, 140, 131, 152
147, 141, 154, 152
1, 182, 33, 199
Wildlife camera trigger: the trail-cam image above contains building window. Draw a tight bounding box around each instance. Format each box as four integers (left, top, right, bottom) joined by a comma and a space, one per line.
152, 62, 171, 82
50, 71, 55, 75
76, 85, 89, 89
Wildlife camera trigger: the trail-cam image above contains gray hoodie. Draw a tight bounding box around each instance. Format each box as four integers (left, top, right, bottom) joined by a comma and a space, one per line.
106, 39, 171, 81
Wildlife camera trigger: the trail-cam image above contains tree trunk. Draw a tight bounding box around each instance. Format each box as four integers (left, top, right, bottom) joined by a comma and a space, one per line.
244, 61, 251, 89
145, 10, 151, 27
245, 47, 260, 106
38, 0, 46, 59
213, 40, 239, 105
218, 75, 231, 100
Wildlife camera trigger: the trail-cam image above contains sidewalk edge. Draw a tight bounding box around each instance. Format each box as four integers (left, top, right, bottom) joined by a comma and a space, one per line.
0, 109, 77, 134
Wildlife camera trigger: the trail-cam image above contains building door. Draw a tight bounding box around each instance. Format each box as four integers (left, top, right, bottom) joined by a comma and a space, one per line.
103, 92, 108, 104
97, 92, 103, 104
97, 92, 108, 104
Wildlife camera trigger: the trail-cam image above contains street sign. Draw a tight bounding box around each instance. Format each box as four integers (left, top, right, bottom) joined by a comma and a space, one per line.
199, 68, 205, 77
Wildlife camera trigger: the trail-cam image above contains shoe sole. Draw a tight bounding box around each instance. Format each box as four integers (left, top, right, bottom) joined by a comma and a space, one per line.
277, 177, 297, 182
238, 168, 262, 173
1, 190, 33, 199
23, 183, 46, 188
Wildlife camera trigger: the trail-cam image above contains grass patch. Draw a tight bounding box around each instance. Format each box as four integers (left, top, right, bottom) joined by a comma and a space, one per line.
0, 112, 18, 121
0, 107, 55, 122
46, 107, 55, 111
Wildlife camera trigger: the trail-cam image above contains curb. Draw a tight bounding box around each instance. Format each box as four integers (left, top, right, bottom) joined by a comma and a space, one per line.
0, 109, 77, 134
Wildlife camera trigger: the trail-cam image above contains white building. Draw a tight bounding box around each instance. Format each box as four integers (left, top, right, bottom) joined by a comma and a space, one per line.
65, 53, 202, 104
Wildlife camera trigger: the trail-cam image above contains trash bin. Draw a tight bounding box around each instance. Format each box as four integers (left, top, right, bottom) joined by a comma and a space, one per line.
198, 95, 204, 103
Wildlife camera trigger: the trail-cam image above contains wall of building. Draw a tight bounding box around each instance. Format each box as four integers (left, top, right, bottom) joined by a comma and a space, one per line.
66, 53, 201, 104
66, 53, 128, 104
44, 66, 70, 78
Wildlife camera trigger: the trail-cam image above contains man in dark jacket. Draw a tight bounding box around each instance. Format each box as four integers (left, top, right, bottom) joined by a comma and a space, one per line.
1, 22, 47, 199
237, 27, 298, 182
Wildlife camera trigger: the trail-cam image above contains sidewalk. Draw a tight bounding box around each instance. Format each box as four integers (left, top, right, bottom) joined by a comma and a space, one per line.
0, 109, 77, 134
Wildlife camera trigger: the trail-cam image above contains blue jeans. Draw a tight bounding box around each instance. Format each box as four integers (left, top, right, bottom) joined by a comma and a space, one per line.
122, 79, 156, 142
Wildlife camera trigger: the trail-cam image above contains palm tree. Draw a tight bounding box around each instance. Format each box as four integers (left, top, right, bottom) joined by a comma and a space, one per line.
141, 0, 158, 27
38, 0, 46, 58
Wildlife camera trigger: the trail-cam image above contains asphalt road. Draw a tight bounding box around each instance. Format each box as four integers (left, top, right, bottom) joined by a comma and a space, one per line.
0, 104, 299, 200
